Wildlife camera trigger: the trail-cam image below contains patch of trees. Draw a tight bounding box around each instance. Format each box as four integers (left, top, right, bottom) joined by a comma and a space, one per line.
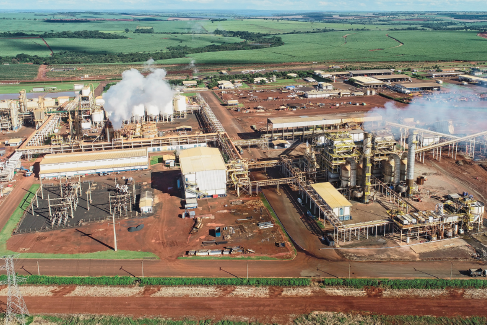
134, 27, 154, 33
0, 30, 127, 39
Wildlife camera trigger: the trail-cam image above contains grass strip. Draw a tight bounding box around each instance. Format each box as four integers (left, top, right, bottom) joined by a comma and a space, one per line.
2, 275, 310, 287
322, 278, 487, 289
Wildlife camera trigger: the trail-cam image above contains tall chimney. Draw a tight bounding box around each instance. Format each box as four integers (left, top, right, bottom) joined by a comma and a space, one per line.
362, 133, 372, 203
407, 131, 417, 196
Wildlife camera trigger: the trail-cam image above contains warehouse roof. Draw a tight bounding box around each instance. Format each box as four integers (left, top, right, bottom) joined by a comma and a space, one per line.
40, 148, 147, 165
311, 182, 352, 209
349, 69, 392, 75
372, 74, 411, 80
352, 76, 384, 85
397, 82, 440, 89
268, 113, 382, 128
180, 147, 226, 174
39, 161, 147, 175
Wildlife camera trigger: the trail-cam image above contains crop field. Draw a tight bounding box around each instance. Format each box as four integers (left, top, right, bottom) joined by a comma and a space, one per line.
0, 33, 242, 58
0, 82, 100, 94
0, 64, 39, 80
0, 38, 51, 57
158, 30, 487, 64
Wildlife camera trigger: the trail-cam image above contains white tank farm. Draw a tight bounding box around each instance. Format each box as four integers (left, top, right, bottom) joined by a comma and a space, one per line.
95, 96, 105, 106
174, 95, 187, 112
162, 101, 173, 115
146, 104, 159, 117
81, 87, 90, 96
132, 104, 145, 119
92, 110, 105, 123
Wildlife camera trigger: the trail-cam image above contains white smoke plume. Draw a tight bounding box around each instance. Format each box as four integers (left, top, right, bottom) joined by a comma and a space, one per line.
365, 86, 486, 133
188, 59, 198, 75
103, 63, 174, 129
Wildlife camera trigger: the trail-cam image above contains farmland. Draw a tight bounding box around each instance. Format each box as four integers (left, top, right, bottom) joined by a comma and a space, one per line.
157, 30, 487, 64
0, 64, 39, 80
0, 12, 486, 67
0, 82, 100, 94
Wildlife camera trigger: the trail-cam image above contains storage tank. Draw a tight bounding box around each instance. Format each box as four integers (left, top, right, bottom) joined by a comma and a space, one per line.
382, 159, 394, 184
340, 164, 351, 188
163, 101, 173, 115
44, 98, 56, 108
470, 201, 485, 215
81, 121, 91, 130
95, 96, 105, 106
74, 84, 84, 91
92, 110, 105, 123
146, 104, 159, 117
81, 87, 90, 96
132, 104, 145, 119
174, 95, 187, 112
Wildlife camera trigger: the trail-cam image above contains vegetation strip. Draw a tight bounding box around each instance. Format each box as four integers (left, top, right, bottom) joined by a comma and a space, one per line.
322, 278, 487, 289
1, 275, 310, 287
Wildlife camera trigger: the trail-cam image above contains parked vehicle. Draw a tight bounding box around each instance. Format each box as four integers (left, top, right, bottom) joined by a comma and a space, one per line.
469, 268, 487, 277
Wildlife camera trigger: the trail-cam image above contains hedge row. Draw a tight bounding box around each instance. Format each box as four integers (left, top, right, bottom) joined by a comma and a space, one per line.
322, 278, 487, 289
6, 275, 310, 287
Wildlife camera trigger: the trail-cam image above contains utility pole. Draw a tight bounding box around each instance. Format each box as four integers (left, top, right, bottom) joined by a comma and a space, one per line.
348, 262, 351, 280
112, 214, 118, 252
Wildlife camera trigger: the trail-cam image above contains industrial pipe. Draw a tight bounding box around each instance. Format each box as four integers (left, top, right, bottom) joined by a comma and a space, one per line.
407, 131, 417, 197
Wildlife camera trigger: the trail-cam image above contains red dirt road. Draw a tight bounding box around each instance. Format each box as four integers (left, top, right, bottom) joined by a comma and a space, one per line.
0, 175, 35, 232
3, 295, 487, 323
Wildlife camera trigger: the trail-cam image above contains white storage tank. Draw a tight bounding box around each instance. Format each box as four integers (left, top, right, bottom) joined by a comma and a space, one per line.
81, 121, 91, 129
74, 84, 84, 91
174, 95, 187, 112
132, 104, 145, 119
146, 104, 159, 117
470, 201, 485, 215
44, 98, 56, 108
95, 96, 105, 106
81, 87, 90, 96
92, 110, 105, 123
163, 101, 173, 115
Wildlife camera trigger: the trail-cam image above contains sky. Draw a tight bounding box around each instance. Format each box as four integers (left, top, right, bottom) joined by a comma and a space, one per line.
0, 0, 486, 12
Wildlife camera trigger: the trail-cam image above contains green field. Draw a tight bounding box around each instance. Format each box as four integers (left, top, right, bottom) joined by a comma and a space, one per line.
0, 82, 99, 94
0, 64, 39, 80
157, 30, 487, 64
1, 13, 487, 68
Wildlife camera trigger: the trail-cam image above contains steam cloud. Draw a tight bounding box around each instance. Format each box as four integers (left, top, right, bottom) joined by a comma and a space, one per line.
103, 62, 174, 129
366, 86, 485, 133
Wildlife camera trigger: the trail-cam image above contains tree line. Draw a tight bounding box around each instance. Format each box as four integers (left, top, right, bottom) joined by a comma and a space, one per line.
0, 30, 127, 39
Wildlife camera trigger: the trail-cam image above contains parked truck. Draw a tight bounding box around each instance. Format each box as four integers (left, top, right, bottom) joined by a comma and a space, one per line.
469, 268, 487, 277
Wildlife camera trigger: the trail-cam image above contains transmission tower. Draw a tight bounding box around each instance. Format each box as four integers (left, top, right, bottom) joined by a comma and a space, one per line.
0, 255, 29, 325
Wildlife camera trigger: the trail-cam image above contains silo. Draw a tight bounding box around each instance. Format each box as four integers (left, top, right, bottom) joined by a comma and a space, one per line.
92, 110, 105, 127
174, 95, 187, 112
132, 104, 145, 121
146, 104, 159, 121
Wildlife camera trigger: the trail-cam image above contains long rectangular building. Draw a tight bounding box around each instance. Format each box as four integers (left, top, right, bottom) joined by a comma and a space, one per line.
39, 148, 149, 179
267, 113, 382, 130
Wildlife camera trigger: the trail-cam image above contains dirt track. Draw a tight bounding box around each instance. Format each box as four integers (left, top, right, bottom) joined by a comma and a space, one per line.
3, 295, 487, 324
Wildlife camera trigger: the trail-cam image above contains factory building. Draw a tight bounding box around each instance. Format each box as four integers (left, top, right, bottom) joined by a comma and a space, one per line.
350, 76, 384, 88
458, 75, 487, 86
349, 69, 393, 77
311, 182, 352, 221
180, 147, 227, 199
304, 90, 340, 98
393, 82, 441, 93
372, 74, 412, 83
39, 148, 149, 179
427, 72, 462, 78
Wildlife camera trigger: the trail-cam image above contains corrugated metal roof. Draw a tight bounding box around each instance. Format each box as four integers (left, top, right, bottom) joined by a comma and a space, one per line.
311, 182, 352, 209
180, 147, 226, 174
41, 148, 147, 165
39, 161, 147, 174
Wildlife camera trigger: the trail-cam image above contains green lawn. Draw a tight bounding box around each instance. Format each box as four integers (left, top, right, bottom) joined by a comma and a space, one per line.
0, 184, 158, 259
0, 82, 99, 94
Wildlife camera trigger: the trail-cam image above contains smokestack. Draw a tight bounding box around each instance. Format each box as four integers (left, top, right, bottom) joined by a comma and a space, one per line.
362, 133, 372, 203
407, 131, 417, 196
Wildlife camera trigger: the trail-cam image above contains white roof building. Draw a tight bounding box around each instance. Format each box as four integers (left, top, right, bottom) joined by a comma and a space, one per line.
39, 148, 149, 179
179, 147, 227, 199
